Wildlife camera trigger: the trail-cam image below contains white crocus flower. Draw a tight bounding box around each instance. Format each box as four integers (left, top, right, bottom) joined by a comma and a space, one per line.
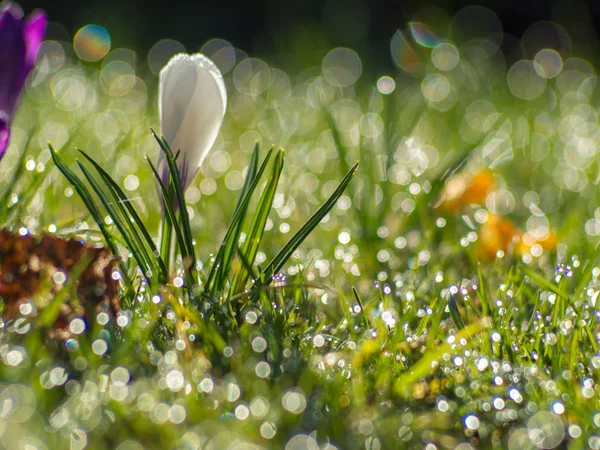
158, 53, 227, 190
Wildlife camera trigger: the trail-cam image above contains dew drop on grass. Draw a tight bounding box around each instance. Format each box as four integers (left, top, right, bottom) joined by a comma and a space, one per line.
13, 318, 30, 335
19, 303, 33, 316
252, 336, 267, 353
260, 421, 277, 439
281, 390, 306, 414
92, 339, 108, 356
226, 383, 241, 402
69, 318, 86, 335
97, 312, 109, 325
53, 271, 67, 284
117, 315, 129, 327
166, 370, 185, 392
198, 377, 214, 393
313, 334, 325, 347
464, 415, 480, 430
6, 347, 26, 366
168, 404, 187, 424
437, 399, 449, 412
245, 310, 258, 324
65, 339, 79, 352
255, 361, 271, 378
234, 404, 249, 421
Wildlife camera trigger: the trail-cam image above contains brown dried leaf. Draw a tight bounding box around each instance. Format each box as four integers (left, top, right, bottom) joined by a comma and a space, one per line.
0, 229, 120, 331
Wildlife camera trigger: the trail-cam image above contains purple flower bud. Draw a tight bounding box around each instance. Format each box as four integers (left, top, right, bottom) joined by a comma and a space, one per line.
0, 2, 46, 160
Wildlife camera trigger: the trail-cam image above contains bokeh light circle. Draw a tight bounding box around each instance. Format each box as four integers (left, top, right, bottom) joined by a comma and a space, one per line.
556, 58, 596, 97
486, 189, 515, 215
104, 48, 137, 67
73, 25, 111, 62
409, 22, 439, 48
507, 428, 536, 450
521, 21, 571, 57
322, 48, 362, 87
233, 58, 272, 95
201, 38, 236, 75
377, 76, 395, 95
0, 384, 37, 423
432, 42, 460, 71
527, 411, 565, 449
148, 39, 186, 76
391, 29, 421, 73
421, 74, 450, 103
101, 61, 135, 96
533, 49, 563, 79
507, 60, 546, 100
36, 41, 66, 74
450, 6, 503, 46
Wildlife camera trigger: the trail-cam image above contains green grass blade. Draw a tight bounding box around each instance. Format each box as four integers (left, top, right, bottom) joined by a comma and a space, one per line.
49, 144, 134, 299
205, 146, 274, 295
377, 100, 425, 225
232, 142, 261, 218
151, 130, 196, 268
352, 287, 371, 329
159, 211, 174, 277
448, 293, 465, 330
230, 149, 284, 295
262, 161, 359, 285
3, 127, 82, 222
572, 241, 600, 302
4, 157, 51, 224
524, 292, 542, 335
0, 138, 30, 221
78, 149, 167, 284
76, 160, 153, 286
519, 266, 569, 301
394, 317, 491, 396
328, 111, 372, 236
147, 157, 191, 283
327, 111, 351, 181
476, 264, 491, 317
214, 144, 266, 295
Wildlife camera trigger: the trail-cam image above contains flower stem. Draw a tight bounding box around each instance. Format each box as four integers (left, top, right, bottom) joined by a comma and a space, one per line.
159, 213, 173, 279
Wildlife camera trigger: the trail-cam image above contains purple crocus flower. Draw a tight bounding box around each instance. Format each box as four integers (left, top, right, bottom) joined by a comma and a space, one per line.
0, 2, 46, 159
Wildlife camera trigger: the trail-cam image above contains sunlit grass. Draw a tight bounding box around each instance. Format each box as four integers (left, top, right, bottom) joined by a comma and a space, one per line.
1, 7, 600, 449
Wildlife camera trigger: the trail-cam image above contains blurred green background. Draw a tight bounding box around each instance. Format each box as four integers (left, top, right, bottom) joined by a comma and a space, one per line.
19, 0, 600, 73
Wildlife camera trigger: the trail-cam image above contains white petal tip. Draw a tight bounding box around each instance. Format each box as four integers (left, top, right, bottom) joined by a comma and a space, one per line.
160, 53, 227, 113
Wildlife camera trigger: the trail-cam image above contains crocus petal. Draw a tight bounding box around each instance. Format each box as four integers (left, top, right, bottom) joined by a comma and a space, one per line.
0, 112, 10, 159
0, 3, 26, 115
159, 53, 227, 189
0, 4, 46, 162
0, 2, 23, 20
23, 10, 46, 72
